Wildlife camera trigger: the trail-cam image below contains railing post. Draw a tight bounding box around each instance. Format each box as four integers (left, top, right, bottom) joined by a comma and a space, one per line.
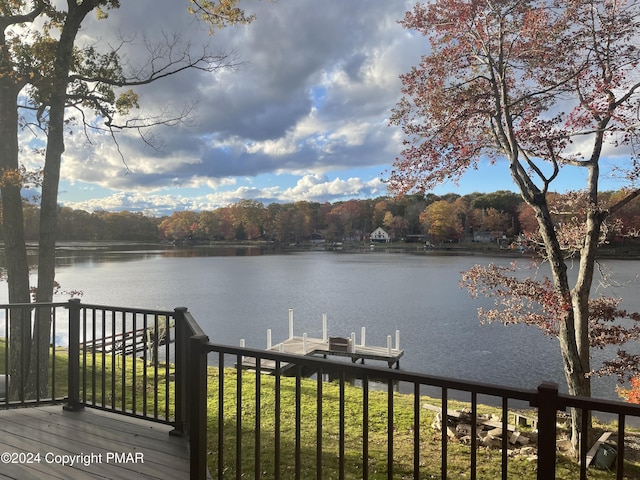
189, 333, 209, 480
170, 307, 188, 437
64, 298, 84, 412
535, 381, 559, 480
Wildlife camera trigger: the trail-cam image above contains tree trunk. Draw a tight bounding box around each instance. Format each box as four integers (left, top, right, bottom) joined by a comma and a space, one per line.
533, 195, 595, 452
29, 1, 94, 399
29, 102, 65, 398
0, 81, 32, 400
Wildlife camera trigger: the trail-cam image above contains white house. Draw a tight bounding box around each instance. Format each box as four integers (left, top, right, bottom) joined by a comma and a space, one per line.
370, 227, 391, 243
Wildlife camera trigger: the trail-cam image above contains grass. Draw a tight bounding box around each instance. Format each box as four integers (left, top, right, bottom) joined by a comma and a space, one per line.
204, 368, 640, 480
2, 339, 640, 479
79, 350, 175, 419
0, 338, 174, 420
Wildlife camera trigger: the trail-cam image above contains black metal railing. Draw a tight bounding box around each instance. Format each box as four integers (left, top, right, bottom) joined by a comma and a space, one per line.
4, 300, 640, 479
68, 299, 178, 424
0, 300, 177, 427
0, 301, 69, 407
180, 322, 640, 480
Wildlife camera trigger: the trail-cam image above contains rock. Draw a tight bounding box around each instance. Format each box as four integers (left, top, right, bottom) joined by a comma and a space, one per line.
510, 432, 530, 445
431, 413, 442, 431
481, 436, 503, 448
518, 447, 537, 456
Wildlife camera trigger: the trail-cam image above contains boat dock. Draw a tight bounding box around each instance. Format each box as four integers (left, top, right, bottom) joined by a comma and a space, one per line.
240, 309, 404, 375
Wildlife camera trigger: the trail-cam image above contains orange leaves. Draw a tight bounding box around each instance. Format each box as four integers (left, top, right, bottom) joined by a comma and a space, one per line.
0, 166, 42, 189
0, 169, 23, 188
617, 376, 640, 404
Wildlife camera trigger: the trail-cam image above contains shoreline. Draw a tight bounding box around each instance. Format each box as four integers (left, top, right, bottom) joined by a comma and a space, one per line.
2, 239, 640, 261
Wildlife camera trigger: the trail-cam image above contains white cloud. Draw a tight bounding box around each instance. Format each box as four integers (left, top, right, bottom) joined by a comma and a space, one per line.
279, 175, 384, 202
62, 174, 387, 216
25, 0, 426, 213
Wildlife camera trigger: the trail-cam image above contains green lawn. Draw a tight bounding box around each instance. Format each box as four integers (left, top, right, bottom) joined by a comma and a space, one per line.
204, 368, 640, 480
0, 339, 174, 418
1, 339, 638, 479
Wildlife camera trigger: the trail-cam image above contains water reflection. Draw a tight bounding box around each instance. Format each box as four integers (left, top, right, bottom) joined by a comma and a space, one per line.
1, 243, 639, 402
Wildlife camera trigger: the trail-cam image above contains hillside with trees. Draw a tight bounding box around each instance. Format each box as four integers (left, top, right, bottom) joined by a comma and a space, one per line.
4, 189, 640, 250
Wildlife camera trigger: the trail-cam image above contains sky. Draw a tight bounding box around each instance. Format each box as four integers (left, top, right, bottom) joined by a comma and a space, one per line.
21, 0, 633, 216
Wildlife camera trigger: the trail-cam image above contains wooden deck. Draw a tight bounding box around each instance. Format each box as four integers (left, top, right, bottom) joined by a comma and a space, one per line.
242, 335, 404, 374
0, 405, 190, 480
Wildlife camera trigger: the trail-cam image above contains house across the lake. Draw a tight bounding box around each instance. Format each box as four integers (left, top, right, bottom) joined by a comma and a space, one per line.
309, 231, 326, 244
370, 227, 391, 243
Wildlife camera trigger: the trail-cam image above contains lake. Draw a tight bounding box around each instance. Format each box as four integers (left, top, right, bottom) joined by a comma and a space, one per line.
2, 243, 639, 400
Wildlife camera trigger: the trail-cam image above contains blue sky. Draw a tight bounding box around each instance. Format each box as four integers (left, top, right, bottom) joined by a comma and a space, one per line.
20, 0, 632, 216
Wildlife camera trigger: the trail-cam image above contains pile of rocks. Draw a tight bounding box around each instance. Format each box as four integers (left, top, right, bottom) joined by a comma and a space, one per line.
425, 404, 536, 458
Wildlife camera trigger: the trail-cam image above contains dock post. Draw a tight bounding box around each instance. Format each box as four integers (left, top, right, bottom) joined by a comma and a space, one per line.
303, 333, 308, 353
395, 330, 400, 351
361, 327, 366, 346
387, 335, 392, 355
267, 329, 272, 349
322, 313, 328, 342
288, 308, 294, 339
351, 332, 356, 353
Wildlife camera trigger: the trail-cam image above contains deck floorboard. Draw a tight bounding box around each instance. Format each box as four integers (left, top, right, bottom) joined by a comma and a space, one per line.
0, 405, 189, 480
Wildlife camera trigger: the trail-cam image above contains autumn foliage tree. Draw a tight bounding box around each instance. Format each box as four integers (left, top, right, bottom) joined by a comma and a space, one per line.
391, 0, 640, 448
419, 200, 462, 243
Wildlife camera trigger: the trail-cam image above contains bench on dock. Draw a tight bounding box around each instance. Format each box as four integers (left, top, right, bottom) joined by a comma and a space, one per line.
328, 336, 349, 352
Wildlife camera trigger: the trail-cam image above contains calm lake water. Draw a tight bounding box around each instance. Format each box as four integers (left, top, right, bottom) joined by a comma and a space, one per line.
2, 243, 639, 400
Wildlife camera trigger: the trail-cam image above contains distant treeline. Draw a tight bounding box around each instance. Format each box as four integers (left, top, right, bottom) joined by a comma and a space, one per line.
17, 205, 162, 242
8, 189, 640, 244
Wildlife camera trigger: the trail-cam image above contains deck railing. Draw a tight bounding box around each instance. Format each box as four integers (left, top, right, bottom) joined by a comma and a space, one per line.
0, 300, 177, 427
3, 300, 640, 479
0, 301, 69, 407
178, 310, 640, 480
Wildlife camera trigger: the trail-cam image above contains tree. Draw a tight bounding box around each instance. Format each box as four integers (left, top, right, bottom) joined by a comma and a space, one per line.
420, 200, 462, 243
480, 208, 511, 234
391, 0, 640, 448
381, 210, 406, 240
158, 211, 200, 242
609, 191, 640, 238
196, 210, 223, 241
471, 190, 521, 235
0, 0, 252, 400
371, 199, 389, 229
331, 200, 368, 241
231, 200, 265, 240
517, 203, 538, 236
